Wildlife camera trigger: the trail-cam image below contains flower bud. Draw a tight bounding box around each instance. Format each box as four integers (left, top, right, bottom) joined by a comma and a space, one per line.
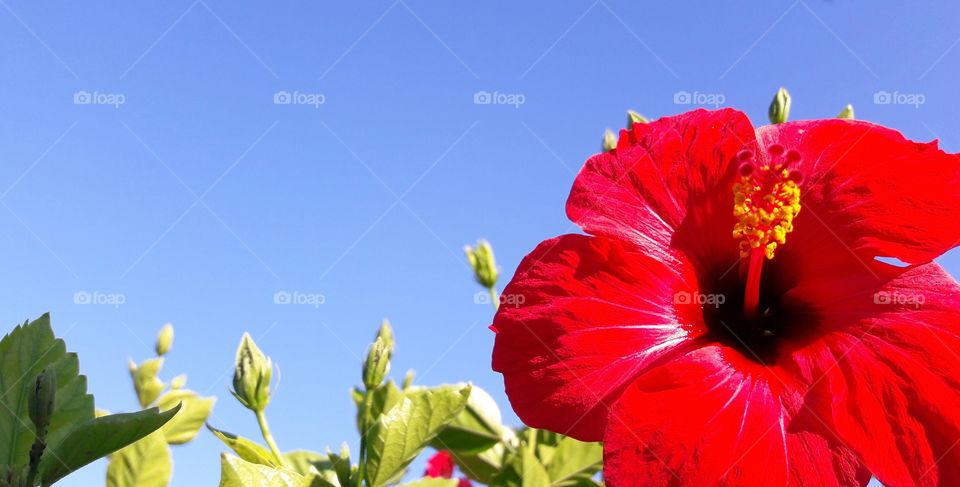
232, 333, 273, 412
768, 86, 790, 123
768, 87, 791, 124
376, 319, 395, 360
837, 104, 855, 120
464, 240, 499, 289
602, 129, 617, 152
362, 337, 390, 390
627, 110, 648, 127
28, 368, 56, 432
155, 323, 174, 356
170, 374, 187, 390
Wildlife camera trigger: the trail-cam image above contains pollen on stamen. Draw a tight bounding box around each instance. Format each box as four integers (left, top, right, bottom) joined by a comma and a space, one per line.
732, 148, 802, 260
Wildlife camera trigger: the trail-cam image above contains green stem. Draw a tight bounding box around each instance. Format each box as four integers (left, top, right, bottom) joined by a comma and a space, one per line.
25, 426, 46, 487
526, 428, 538, 457
356, 393, 372, 487
489, 286, 499, 311
255, 410, 285, 466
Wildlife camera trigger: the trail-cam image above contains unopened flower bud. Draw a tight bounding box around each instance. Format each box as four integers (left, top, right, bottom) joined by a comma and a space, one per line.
375, 319, 394, 360
28, 368, 56, 432
768, 87, 791, 124
170, 374, 187, 390
155, 323, 174, 356
232, 333, 273, 412
464, 240, 499, 289
602, 129, 617, 152
837, 104, 855, 120
363, 337, 390, 390
627, 110, 648, 127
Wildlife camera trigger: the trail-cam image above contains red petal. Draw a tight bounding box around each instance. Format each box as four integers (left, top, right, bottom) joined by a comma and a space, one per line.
491, 234, 703, 441
603, 346, 869, 487
425, 451, 455, 478
566, 108, 757, 268
758, 119, 960, 265
793, 263, 960, 486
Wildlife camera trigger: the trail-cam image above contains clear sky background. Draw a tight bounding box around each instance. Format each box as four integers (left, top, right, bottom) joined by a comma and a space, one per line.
1, 1, 958, 485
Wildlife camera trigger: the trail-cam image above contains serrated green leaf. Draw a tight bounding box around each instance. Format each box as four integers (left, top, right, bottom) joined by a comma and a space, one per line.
105, 430, 171, 487
365, 384, 471, 487
219, 453, 306, 487
356, 381, 403, 434
130, 358, 165, 408
544, 437, 602, 486
0, 314, 95, 470
207, 424, 279, 467
432, 385, 503, 454
157, 389, 215, 445
40, 405, 179, 485
401, 479, 458, 487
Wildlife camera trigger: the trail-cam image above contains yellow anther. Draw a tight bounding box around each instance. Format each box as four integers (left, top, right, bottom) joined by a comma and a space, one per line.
732, 165, 802, 259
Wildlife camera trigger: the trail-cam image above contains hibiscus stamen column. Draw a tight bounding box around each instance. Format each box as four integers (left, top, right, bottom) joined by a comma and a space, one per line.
733, 146, 802, 317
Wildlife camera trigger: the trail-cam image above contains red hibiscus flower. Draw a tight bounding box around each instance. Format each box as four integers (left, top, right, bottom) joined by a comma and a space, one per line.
492, 108, 960, 486
425, 450, 473, 487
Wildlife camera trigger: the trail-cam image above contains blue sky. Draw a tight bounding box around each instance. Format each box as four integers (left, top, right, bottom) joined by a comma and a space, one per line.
1, 1, 958, 485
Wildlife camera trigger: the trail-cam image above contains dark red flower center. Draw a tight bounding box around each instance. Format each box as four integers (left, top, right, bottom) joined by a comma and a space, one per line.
695, 144, 814, 363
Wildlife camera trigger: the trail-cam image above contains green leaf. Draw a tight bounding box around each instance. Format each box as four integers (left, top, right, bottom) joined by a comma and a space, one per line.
0, 314, 95, 469
401, 479, 458, 487
219, 453, 306, 487
356, 381, 403, 434
365, 384, 471, 487
454, 442, 507, 484
432, 385, 504, 454
519, 449, 550, 487
39, 405, 180, 486
207, 424, 279, 467
130, 358, 165, 408
283, 450, 331, 477
544, 437, 602, 486
105, 430, 172, 487
326, 443, 352, 487
157, 389, 215, 445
